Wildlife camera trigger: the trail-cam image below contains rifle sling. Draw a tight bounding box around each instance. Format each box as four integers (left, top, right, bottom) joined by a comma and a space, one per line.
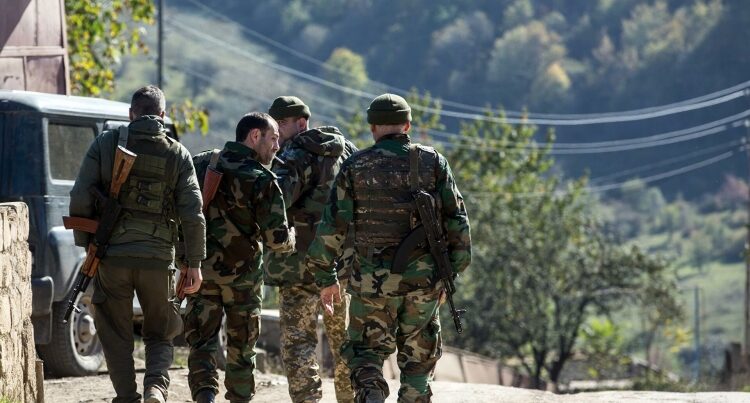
391, 225, 427, 274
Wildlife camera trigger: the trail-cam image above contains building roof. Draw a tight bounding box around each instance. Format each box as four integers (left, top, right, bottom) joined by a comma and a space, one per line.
0, 89, 130, 120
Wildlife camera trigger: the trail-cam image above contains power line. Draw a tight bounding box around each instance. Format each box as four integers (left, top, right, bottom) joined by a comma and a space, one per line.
171, 56, 745, 155
168, 17, 749, 127
168, 63, 341, 125
588, 139, 745, 184
175, 0, 750, 122
464, 147, 739, 198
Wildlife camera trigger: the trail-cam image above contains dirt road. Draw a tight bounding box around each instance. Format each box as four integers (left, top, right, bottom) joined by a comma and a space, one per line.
44, 367, 750, 403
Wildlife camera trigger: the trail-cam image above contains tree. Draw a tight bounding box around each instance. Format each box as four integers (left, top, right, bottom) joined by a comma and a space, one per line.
323, 47, 369, 91
441, 108, 681, 389
66, 0, 155, 96
65, 0, 208, 134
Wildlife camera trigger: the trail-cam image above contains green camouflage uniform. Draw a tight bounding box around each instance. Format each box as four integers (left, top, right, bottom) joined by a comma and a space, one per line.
184, 141, 295, 402
306, 133, 471, 402
265, 126, 357, 402
69, 116, 206, 403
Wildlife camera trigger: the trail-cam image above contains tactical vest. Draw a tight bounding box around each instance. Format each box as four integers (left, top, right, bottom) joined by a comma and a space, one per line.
111, 126, 181, 242
350, 143, 439, 259
287, 138, 355, 252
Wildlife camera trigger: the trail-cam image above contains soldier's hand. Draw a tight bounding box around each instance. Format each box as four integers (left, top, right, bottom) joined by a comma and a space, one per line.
182, 267, 203, 295
320, 283, 341, 316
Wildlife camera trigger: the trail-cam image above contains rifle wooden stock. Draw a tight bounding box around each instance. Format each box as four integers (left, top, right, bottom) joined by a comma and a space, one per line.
175, 166, 222, 300
62, 145, 137, 323
110, 146, 137, 197
201, 166, 223, 213
175, 264, 188, 300
62, 216, 99, 234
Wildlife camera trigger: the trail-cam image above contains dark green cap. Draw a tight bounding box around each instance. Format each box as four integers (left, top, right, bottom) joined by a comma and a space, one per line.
367, 93, 411, 125
268, 96, 311, 120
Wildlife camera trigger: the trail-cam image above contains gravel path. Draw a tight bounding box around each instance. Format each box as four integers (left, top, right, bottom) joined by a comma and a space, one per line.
43, 367, 750, 403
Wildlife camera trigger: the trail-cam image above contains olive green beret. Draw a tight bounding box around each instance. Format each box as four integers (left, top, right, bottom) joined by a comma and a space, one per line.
268, 96, 311, 120
367, 93, 412, 125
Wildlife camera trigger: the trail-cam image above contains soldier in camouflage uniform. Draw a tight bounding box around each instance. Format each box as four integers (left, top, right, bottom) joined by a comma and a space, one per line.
306, 94, 472, 403
70, 86, 206, 403
184, 112, 296, 403
265, 96, 357, 403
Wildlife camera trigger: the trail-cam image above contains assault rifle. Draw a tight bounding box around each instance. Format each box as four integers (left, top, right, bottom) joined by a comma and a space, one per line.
412, 190, 466, 333
61, 145, 137, 323
175, 150, 223, 300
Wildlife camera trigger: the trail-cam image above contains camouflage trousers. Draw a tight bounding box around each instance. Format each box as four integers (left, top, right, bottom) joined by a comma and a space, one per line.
342, 292, 442, 403
93, 259, 182, 403
279, 283, 354, 403
183, 268, 263, 402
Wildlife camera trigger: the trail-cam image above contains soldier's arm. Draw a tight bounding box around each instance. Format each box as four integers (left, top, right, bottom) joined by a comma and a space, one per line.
273, 150, 308, 208
69, 136, 104, 247
256, 177, 296, 253
174, 147, 207, 269
436, 155, 472, 274
307, 167, 354, 288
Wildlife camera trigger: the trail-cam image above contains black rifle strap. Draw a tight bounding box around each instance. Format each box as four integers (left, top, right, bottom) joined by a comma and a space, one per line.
409, 144, 420, 193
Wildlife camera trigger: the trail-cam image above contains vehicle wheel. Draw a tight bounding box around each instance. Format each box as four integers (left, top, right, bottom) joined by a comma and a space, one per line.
216, 314, 227, 370
38, 287, 104, 377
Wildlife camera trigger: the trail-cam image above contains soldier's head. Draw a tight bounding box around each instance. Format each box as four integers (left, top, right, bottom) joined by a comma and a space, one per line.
367, 93, 411, 140
268, 96, 310, 144
129, 85, 166, 120
236, 112, 280, 165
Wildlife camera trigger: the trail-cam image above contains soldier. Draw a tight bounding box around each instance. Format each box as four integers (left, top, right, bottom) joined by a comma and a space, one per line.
69, 85, 206, 403
265, 96, 357, 403
185, 112, 296, 403
306, 94, 472, 403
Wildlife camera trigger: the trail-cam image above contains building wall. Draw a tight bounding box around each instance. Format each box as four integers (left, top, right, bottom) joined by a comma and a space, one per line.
0, 0, 69, 95
0, 203, 38, 402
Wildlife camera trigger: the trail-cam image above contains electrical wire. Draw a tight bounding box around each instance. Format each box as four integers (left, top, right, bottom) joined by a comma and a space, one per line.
168, 17, 750, 127
175, 0, 750, 122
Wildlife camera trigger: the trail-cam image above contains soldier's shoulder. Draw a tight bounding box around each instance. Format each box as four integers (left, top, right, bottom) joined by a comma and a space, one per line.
346, 145, 376, 162
192, 149, 215, 166
96, 128, 118, 144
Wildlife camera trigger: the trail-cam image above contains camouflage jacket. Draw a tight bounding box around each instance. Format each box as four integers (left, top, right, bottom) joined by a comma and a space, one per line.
264, 126, 357, 287
70, 116, 206, 269
194, 141, 295, 280
306, 134, 472, 297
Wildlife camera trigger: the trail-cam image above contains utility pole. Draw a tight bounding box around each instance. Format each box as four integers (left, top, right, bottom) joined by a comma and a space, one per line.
157, 0, 164, 89
745, 111, 750, 367
693, 286, 701, 382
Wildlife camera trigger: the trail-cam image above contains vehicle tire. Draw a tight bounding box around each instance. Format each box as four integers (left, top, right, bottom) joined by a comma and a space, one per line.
215, 315, 227, 370
37, 287, 104, 377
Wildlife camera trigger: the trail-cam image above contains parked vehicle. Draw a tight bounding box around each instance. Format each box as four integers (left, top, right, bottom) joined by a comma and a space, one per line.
0, 89, 178, 376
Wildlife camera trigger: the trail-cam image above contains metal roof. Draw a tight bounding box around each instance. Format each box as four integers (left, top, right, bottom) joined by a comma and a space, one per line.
0, 89, 130, 120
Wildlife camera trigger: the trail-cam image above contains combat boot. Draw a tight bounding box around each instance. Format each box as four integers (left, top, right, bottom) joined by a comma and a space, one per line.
195, 389, 216, 403
355, 388, 385, 403
143, 386, 166, 403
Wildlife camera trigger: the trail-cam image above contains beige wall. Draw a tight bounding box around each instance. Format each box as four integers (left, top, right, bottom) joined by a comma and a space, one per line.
0, 203, 38, 402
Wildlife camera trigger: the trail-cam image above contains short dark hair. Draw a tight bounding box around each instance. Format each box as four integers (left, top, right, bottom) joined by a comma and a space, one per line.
130, 85, 166, 117
236, 112, 274, 142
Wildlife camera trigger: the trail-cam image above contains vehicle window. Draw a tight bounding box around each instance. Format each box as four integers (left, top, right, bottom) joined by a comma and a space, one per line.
48, 123, 96, 180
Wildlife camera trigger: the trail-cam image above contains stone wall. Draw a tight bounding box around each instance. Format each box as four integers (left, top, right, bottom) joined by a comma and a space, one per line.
0, 203, 38, 402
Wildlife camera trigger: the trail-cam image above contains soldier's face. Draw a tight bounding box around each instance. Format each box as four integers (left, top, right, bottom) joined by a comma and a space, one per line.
255, 125, 281, 165
276, 117, 305, 144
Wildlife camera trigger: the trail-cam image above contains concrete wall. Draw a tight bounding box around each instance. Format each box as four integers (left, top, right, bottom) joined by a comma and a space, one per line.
0, 203, 38, 402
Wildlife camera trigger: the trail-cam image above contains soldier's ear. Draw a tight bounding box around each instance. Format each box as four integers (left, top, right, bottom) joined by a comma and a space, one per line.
250, 128, 261, 143
403, 121, 411, 133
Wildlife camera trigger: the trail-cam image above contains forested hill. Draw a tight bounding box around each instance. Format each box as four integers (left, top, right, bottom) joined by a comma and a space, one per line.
154, 0, 750, 198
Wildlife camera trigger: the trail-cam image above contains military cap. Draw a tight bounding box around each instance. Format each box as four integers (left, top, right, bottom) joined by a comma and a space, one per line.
268, 96, 311, 120
367, 93, 412, 125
